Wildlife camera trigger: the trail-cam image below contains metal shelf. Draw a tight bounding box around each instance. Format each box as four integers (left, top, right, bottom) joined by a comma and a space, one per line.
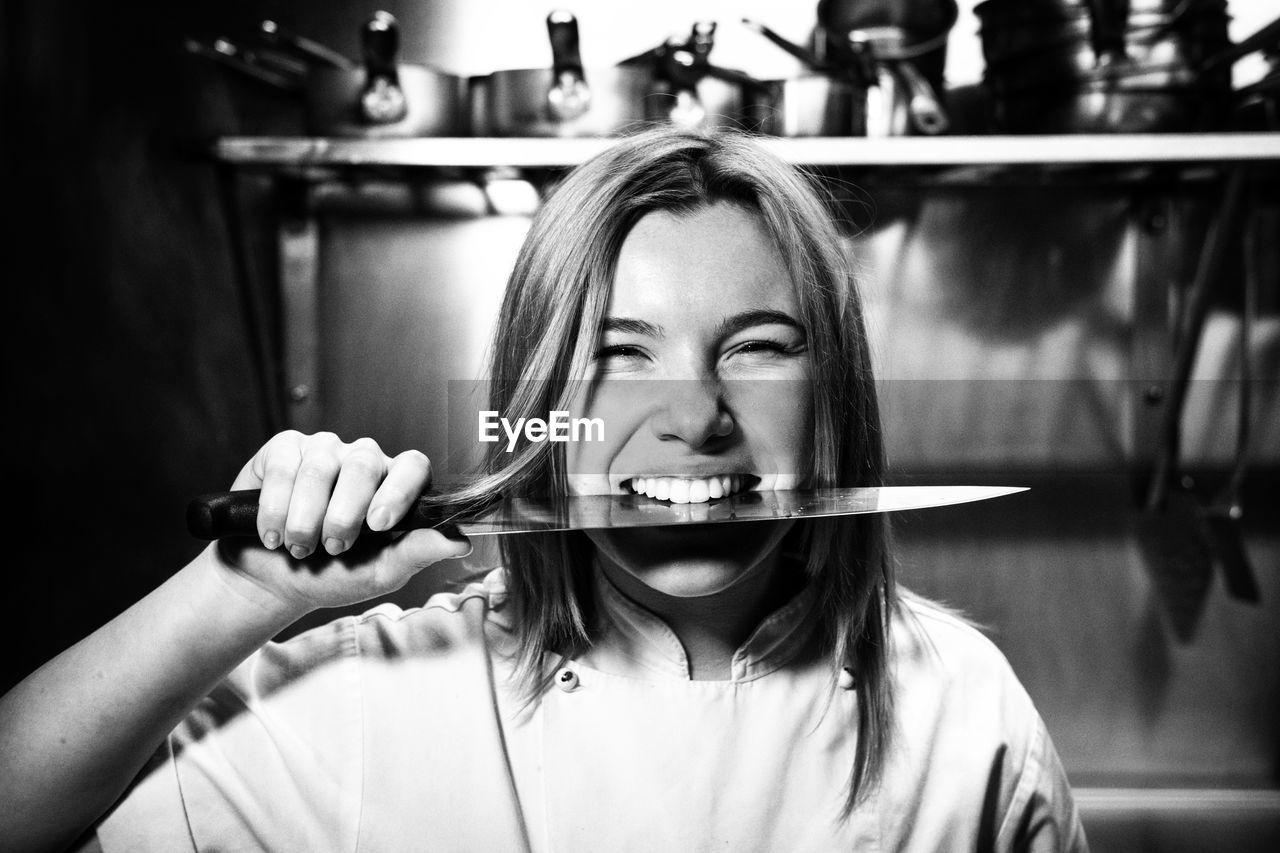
213, 133, 1280, 169
212, 131, 1279, 436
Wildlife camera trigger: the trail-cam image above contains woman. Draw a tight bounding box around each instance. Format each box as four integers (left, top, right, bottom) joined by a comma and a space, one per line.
0, 127, 1087, 852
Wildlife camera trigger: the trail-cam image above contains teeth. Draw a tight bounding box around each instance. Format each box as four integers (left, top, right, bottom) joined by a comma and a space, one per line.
628, 474, 748, 504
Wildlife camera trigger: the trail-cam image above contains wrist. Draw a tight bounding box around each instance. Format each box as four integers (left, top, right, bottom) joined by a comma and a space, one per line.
196, 543, 311, 631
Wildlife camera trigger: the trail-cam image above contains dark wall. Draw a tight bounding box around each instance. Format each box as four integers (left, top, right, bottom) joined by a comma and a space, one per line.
2, 0, 299, 692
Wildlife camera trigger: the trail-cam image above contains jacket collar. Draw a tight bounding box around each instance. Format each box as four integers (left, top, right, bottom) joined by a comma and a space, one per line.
580, 562, 821, 683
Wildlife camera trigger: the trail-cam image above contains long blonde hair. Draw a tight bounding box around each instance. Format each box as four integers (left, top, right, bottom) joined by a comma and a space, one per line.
447, 126, 894, 812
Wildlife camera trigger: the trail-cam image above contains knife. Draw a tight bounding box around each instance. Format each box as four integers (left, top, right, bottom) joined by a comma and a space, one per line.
188, 486, 1027, 540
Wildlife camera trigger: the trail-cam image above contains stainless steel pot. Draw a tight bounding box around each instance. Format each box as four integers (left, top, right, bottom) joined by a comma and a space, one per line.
740, 19, 861, 137
980, 1, 1276, 132
749, 75, 861, 137
304, 12, 464, 138
993, 83, 1209, 132
981, 8, 1229, 67
849, 27, 949, 135
475, 12, 650, 137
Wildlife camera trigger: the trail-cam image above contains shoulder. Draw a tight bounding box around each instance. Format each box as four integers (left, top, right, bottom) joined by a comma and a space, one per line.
884, 590, 1042, 793
883, 591, 1087, 852
889, 590, 1030, 706
334, 566, 513, 659
257, 568, 513, 673
183, 568, 515, 732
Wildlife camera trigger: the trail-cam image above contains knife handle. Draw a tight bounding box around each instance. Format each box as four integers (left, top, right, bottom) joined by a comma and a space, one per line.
186, 489, 490, 540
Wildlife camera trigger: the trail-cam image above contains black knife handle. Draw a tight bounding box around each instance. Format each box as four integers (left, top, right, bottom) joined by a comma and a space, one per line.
187, 489, 492, 540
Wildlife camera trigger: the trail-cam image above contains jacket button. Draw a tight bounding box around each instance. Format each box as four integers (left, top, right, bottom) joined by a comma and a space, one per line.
556, 668, 580, 692
838, 667, 856, 690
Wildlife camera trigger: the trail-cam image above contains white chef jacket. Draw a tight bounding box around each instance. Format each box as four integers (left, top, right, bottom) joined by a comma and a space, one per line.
98, 567, 1088, 852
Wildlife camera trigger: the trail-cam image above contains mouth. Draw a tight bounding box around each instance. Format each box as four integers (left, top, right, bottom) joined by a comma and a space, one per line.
620, 474, 760, 504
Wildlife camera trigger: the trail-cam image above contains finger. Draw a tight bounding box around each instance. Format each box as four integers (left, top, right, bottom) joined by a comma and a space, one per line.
229, 455, 259, 491
282, 432, 343, 559
381, 528, 473, 579
321, 437, 389, 555
254, 431, 306, 550
367, 449, 433, 532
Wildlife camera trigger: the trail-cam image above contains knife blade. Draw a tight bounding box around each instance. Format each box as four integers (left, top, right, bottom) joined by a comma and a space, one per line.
188, 486, 1027, 540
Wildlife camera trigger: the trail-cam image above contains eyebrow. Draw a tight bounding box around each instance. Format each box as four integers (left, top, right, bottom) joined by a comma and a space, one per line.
601, 309, 804, 339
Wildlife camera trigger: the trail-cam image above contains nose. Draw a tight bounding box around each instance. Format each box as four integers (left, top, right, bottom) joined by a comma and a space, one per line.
648, 377, 734, 449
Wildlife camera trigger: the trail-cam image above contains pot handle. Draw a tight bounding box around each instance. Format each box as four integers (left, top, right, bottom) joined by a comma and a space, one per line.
1201, 13, 1280, 74
260, 20, 355, 71
360, 11, 409, 124
1086, 0, 1131, 66
184, 37, 301, 92
546, 10, 591, 121
895, 59, 949, 135
742, 18, 827, 72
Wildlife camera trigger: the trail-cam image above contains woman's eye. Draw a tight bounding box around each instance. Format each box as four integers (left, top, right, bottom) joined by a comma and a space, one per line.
593, 344, 647, 365
729, 339, 805, 358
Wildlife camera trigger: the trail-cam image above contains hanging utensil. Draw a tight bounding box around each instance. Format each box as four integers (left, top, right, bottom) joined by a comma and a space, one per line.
1136, 168, 1246, 639
188, 485, 1028, 540
1200, 176, 1261, 603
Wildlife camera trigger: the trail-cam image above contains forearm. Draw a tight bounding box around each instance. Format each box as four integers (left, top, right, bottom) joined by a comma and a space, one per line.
0, 545, 304, 853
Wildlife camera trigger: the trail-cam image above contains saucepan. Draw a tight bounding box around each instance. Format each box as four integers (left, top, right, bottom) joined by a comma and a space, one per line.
303, 11, 465, 137
475, 11, 651, 137
988, 12, 1280, 132
740, 18, 861, 137
979, 0, 1231, 95
743, 16, 949, 136
980, 3, 1229, 67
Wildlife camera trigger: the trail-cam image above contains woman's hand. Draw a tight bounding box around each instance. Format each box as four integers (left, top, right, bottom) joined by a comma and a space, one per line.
0, 430, 470, 851
211, 431, 471, 617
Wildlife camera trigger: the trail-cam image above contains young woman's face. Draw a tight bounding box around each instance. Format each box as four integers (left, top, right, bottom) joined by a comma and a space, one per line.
566, 202, 814, 596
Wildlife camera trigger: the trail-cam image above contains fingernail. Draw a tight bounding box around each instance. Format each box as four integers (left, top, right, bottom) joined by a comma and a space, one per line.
325, 537, 346, 555
368, 506, 391, 532
263, 530, 280, 550
289, 544, 309, 560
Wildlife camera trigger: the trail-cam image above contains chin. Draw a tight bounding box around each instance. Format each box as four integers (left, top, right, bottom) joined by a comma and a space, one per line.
622, 558, 752, 598
585, 519, 794, 598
